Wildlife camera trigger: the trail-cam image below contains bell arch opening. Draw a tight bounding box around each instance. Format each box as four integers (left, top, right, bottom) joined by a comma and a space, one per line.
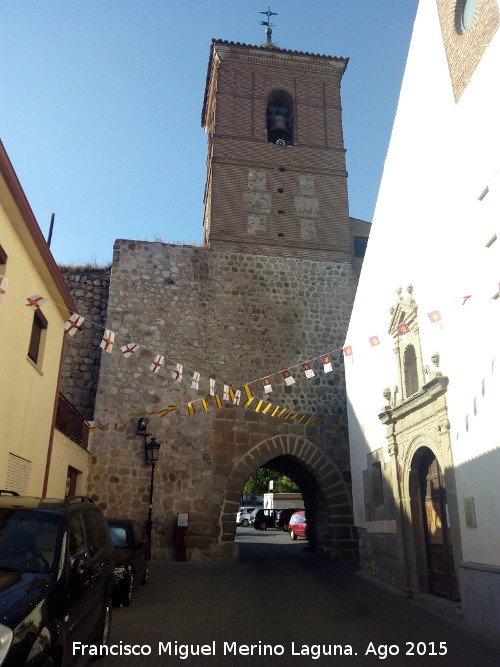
266, 89, 294, 145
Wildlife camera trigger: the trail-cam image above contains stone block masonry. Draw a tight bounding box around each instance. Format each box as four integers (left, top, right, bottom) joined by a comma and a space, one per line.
81, 239, 358, 560
59, 267, 111, 421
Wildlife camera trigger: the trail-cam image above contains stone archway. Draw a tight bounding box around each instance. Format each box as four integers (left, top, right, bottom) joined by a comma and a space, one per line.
396, 434, 462, 599
219, 434, 356, 561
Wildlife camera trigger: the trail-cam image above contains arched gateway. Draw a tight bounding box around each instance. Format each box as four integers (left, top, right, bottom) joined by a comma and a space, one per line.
220, 434, 356, 561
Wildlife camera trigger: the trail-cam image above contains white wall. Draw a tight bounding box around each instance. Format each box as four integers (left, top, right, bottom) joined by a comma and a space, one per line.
346, 0, 500, 564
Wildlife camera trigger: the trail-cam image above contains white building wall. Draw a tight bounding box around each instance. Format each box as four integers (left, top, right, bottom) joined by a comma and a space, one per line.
346, 0, 500, 638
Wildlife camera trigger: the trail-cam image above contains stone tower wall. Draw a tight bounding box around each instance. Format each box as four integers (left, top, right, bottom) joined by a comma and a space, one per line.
86, 239, 358, 560
59, 267, 111, 420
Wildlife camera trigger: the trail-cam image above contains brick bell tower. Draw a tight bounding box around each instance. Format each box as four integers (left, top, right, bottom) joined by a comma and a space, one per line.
201, 25, 350, 262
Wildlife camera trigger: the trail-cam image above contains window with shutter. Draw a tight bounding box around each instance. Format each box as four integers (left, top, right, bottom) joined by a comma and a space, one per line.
6, 453, 31, 494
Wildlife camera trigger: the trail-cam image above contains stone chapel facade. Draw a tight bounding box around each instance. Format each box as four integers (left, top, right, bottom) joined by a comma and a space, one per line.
61, 37, 369, 561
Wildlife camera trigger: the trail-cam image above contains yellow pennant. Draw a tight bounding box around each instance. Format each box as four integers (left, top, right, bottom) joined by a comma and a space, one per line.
159, 406, 177, 417
215, 394, 223, 408
271, 406, 281, 417
253, 399, 263, 413
243, 384, 255, 408
261, 403, 272, 415
201, 399, 209, 412
187, 402, 196, 416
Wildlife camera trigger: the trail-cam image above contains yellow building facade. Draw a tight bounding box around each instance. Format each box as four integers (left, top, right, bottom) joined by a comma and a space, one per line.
0, 140, 89, 498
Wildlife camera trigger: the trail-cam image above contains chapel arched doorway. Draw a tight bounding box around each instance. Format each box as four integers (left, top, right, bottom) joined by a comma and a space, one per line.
410, 447, 460, 602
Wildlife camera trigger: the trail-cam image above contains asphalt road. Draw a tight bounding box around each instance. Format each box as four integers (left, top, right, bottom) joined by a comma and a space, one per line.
90, 527, 500, 666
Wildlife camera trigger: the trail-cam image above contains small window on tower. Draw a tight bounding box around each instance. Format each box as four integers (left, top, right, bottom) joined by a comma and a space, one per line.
353, 236, 368, 258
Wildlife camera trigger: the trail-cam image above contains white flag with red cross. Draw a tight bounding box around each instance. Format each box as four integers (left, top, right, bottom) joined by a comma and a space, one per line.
100, 329, 115, 353
25, 294, 48, 310
209, 378, 216, 396
64, 313, 84, 336
172, 363, 183, 382
192, 372, 200, 390
150, 354, 165, 374
121, 343, 140, 358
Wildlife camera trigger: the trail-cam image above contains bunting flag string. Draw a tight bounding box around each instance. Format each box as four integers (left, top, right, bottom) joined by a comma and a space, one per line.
10, 278, 499, 428
88, 384, 328, 432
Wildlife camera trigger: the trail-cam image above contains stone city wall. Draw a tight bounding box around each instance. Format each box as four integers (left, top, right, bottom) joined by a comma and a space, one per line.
59, 267, 111, 421
77, 240, 358, 560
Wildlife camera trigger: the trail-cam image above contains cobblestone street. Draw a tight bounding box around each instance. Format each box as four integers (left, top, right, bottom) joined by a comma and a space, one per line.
93, 529, 500, 666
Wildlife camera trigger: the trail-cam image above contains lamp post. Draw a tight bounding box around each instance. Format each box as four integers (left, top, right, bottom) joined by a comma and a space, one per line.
136, 419, 160, 558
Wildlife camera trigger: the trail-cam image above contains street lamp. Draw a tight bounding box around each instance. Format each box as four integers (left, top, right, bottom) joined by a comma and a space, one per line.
136, 419, 161, 558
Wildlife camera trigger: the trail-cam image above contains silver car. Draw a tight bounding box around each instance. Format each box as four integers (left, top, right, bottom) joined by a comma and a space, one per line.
236, 506, 257, 527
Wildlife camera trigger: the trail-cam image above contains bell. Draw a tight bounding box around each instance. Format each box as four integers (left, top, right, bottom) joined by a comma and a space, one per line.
267, 104, 292, 144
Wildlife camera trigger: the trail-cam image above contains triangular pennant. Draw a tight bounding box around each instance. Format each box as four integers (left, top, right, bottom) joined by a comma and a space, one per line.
159, 406, 177, 417
243, 385, 255, 408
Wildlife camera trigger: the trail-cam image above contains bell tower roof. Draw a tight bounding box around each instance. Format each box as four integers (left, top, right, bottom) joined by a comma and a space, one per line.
202, 39, 349, 128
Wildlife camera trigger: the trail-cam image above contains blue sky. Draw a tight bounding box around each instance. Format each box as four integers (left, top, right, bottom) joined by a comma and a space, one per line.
1, 1, 418, 266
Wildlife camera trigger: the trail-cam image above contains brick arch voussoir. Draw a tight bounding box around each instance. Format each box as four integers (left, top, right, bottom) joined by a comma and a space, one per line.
223, 434, 348, 522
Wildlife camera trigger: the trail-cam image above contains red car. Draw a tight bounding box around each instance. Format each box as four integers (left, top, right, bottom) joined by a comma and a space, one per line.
289, 510, 307, 540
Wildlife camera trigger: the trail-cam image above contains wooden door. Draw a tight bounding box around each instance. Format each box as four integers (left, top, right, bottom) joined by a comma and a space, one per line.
421, 453, 460, 602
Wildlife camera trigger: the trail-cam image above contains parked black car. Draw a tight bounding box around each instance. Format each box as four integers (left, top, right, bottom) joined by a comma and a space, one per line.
249, 508, 278, 530
0, 491, 115, 667
274, 507, 303, 531
106, 518, 149, 606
